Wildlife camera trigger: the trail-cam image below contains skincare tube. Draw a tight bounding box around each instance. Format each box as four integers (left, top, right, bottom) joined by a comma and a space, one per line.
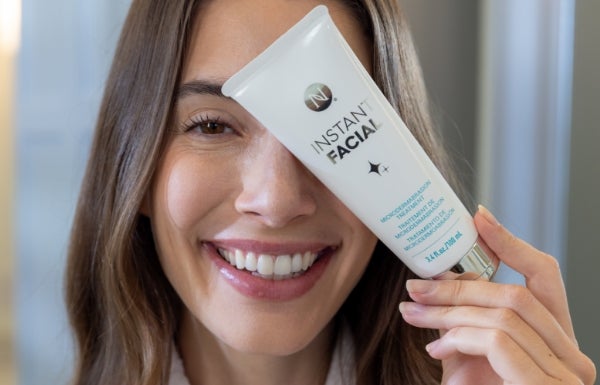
222, 6, 495, 280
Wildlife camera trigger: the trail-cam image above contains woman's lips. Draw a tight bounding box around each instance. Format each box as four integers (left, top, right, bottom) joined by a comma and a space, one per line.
202, 241, 336, 301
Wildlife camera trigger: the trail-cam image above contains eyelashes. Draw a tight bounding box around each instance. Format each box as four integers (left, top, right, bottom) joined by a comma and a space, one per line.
180, 113, 236, 137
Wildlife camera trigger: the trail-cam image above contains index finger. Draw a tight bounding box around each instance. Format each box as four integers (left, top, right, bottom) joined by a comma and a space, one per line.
474, 205, 575, 340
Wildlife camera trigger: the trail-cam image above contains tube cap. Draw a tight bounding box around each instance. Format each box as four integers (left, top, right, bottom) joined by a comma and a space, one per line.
434, 241, 496, 280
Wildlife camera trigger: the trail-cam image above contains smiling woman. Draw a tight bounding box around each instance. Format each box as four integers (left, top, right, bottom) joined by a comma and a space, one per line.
146, 1, 379, 368
65, 1, 595, 385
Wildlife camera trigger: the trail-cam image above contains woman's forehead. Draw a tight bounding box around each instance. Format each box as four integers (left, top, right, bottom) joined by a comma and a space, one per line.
181, 0, 371, 83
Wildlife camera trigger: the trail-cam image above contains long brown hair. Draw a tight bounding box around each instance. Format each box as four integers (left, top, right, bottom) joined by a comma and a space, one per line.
66, 0, 446, 384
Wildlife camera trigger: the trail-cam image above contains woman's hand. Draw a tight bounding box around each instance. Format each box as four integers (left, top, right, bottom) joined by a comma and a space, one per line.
399, 205, 596, 385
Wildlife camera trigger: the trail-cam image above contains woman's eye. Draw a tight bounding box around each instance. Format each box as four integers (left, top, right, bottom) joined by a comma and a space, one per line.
185, 117, 234, 136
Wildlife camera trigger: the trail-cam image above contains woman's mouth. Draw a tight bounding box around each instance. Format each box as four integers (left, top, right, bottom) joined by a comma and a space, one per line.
216, 247, 329, 280
204, 241, 337, 300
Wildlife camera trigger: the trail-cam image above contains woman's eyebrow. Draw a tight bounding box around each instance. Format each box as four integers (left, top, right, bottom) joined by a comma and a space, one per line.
176, 79, 228, 100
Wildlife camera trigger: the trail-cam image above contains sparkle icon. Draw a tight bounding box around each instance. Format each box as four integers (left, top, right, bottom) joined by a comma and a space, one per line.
369, 161, 381, 175
368, 161, 389, 175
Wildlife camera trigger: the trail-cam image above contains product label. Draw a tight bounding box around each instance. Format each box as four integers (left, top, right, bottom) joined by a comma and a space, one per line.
379, 179, 460, 259
304, 83, 333, 111
222, 6, 479, 277
425, 230, 464, 263
308, 97, 382, 164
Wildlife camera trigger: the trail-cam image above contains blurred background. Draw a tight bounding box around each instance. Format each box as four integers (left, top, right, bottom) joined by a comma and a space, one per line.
0, 0, 598, 383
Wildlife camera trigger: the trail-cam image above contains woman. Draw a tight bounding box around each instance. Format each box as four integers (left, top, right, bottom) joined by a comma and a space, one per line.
65, 0, 596, 384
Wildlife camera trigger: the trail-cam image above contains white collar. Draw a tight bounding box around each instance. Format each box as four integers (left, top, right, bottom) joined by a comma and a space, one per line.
169, 326, 355, 385
323, 324, 356, 385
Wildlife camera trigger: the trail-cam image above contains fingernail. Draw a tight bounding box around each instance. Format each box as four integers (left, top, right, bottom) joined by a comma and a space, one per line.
398, 301, 426, 315
425, 339, 440, 353
406, 279, 434, 294
478, 204, 499, 226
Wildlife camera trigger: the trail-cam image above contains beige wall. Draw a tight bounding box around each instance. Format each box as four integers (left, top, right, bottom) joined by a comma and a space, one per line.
0, 51, 16, 384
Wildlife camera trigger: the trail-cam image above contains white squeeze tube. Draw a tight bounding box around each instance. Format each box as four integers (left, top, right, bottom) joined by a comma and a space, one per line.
222, 5, 495, 279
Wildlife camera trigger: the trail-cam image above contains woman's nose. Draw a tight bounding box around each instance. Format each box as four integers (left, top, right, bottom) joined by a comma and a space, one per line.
234, 133, 318, 228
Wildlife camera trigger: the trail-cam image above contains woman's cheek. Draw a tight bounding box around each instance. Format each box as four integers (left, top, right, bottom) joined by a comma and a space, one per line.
161, 154, 226, 231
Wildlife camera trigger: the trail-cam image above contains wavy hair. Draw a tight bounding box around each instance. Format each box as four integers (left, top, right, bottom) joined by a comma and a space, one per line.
66, 0, 447, 384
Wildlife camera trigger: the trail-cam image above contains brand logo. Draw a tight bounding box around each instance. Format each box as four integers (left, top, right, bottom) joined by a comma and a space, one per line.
304, 83, 333, 112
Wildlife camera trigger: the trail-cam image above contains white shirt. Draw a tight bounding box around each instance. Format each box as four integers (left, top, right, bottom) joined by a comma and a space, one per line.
168, 328, 356, 385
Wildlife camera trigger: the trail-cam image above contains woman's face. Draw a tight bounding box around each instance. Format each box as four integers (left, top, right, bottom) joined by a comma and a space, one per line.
148, 0, 377, 356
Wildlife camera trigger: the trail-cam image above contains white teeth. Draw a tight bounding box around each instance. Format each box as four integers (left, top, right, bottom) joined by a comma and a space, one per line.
291, 253, 303, 273
273, 254, 292, 276
302, 251, 314, 271
257, 254, 274, 275
217, 248, 321, 279
235, 249, 245, 270
245, 252, 257, 272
